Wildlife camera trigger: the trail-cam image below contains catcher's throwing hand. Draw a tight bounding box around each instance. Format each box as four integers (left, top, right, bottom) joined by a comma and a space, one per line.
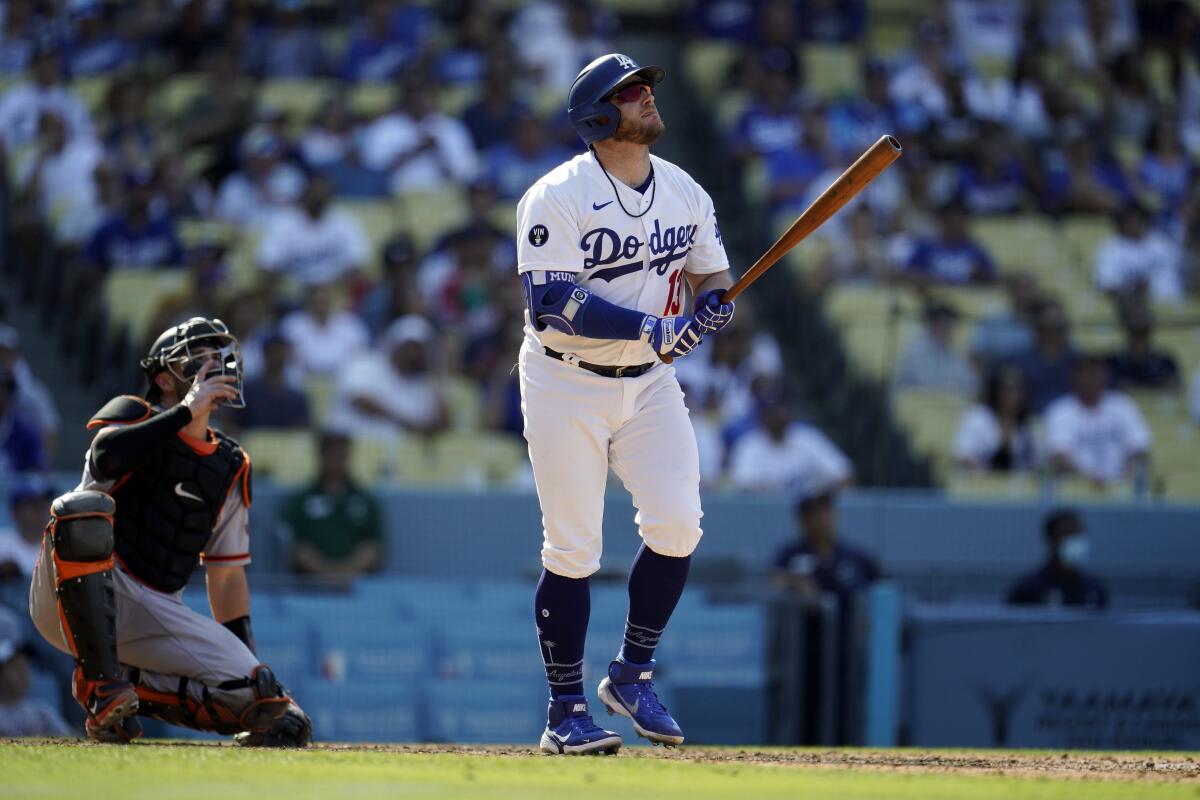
693, 289, 735, 335
646, 314, 704, 359
181, 358, 239, 417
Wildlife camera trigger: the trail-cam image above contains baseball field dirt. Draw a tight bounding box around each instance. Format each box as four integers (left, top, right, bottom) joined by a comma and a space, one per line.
3, 739, 1198, 799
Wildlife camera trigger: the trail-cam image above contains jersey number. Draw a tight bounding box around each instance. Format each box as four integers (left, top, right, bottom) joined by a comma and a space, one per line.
663, 269, 684, 316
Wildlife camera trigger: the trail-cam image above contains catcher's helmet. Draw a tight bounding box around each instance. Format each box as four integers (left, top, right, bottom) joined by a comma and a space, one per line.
141, 317, 245, 408
567, 53, 665, 146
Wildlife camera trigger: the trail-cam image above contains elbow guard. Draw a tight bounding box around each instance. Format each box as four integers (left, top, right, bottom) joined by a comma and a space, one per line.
521, 272, 648, 341
523, 272, 589, 335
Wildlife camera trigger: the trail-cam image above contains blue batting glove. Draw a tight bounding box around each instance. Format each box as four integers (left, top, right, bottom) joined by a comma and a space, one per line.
693, 289, 735, 335
643, 315, 704, 359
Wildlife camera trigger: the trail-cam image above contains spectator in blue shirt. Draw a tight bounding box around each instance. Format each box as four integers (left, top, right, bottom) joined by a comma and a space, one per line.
1007, 509, 1108, 609
340, 0, 432, 82
728, 64, 805, 163
231, 331, 312, 432
827, 58, 901, 161
484, 112, 573, 201
771, 488, 880, 605
1009, 298, 1078, 414
0, 369, 45, 476
461, 50, 531, 152
901, 201, 997, 286
65, 2, 135, 76
246, 0, 330, 78
765, 112, 831, 213
1107, 301, 1180, 391
437, 1, 504, 86
957, 128, 1028, 215
84, 170, 183, 272
1138, 114, 1193, 222
1039, 132, 1133, 216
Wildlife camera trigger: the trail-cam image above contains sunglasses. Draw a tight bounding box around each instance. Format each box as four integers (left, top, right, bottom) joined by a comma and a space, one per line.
607, 83, 652, 105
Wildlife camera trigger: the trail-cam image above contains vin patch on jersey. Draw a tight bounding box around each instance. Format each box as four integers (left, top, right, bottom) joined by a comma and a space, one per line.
529, 224, 549, 247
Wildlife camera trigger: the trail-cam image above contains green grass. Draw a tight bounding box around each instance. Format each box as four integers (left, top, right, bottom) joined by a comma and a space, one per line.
2, 742, 1196, 800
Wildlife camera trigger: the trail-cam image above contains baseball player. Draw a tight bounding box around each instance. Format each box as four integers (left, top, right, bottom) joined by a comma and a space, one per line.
518, 54, 737, 754
27, 317, 311, 745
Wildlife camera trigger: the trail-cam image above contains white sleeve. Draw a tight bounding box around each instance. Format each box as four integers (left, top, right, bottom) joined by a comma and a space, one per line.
1043, 400, 1074, 455
338, 212, 370, 268
1093, 239, 1122, 291
256, 216, 288, 272
201, 493, 251, 567
1115, 395, 1152, 452
338, 355, 381, 399
797, 427, 853, 485
437, 119, 481, 183
684, 186, 731, 277
952, 406, 992, 463
1150, 236, 1184, 303
516, 182, 581, 276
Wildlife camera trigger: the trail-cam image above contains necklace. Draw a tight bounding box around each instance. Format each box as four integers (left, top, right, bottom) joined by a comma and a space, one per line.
592, 147, 656, 219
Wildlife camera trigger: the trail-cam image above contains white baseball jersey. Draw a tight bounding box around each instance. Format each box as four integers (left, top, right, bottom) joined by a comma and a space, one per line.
516, 151, 730, 365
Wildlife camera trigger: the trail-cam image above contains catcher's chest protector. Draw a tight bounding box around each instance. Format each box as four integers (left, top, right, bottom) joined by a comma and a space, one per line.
111, 425, 246, 593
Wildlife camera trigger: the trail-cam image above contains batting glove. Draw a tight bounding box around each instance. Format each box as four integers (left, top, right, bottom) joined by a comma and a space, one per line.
643, 314, 704, 359
693, 289, 735, 335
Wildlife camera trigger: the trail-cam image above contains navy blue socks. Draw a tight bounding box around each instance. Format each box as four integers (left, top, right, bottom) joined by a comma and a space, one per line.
534, 569, 590, 698
621, 544, 691, 665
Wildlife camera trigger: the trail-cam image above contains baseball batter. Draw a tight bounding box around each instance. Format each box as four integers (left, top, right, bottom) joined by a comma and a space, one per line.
27, 317, 310, 745
519, 54, 737, 754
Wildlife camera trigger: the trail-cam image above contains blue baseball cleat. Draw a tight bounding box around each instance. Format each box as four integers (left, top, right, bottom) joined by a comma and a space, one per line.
539, 695, 622, 755
597, 659, 684, 746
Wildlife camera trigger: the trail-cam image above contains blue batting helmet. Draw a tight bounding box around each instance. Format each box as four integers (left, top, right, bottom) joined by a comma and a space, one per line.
567, 53, 665, 146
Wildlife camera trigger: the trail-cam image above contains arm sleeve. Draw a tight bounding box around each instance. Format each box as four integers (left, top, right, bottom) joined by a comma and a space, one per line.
89, 405, 193, 480
523, 274, 652, 341
684, 187, 731, 276
201, 489, 251, 568
516, 182, 582, 275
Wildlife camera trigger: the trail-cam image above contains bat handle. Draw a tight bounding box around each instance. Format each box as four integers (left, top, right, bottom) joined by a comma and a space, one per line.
659, 353, 674, 364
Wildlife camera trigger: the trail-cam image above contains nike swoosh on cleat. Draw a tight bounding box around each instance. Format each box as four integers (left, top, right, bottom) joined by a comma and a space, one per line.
592, 201, 613, 210
174, 482, 203, 503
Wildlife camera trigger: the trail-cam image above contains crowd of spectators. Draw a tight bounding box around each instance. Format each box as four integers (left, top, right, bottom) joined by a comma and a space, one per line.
699, 0, 1200, 490
0, 0, 857, 497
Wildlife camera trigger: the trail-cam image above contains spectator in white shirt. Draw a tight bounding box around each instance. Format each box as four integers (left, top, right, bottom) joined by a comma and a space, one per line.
1045, 355, 1151, 487
14, 111, 103, 245
327, 315, 449, 441
953, 364, 1037, 472
257, 173, 369, 290
280, 282, 371, 379
895, 302, 979, 396
729, 395, 853, 494
1094, 203, 1184, 305
299, 96, 353, 168
359, 79, 480, 194
0, 44, 94, 153
0, 478, 55, 580
214, 127, 305, 228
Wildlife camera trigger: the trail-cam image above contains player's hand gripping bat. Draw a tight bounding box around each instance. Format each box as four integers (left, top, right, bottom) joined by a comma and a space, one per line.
661, 134, 902, 363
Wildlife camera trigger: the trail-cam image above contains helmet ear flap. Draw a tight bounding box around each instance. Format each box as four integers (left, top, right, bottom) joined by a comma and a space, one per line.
571, 100, 621, 145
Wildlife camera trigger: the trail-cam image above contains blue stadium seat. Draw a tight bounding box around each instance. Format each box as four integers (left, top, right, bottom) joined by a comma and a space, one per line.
424, 677, 546, 744
299, 680, 421, 743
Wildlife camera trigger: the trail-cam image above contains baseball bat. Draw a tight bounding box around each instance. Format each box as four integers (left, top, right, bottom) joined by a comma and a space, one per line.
724, 134, 902, 303
661, 134, 902, 363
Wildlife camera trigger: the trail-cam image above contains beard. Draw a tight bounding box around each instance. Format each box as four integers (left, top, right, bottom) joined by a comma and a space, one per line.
612, 112, 665, 145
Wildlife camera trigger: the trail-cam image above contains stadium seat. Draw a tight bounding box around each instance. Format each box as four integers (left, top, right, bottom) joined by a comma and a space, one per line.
395, 190, 468, 252
1057, 215, 1111, 276
304, 374, 335, 427
239, 429, 318, 485
157, 73, 207, 120
424, 430, 528, 486
103, 268, 189, 344
348, 434, 400, 484
71, 75, 112, 115
891, 388, 973, 478
968, 215, 1058, 274
803, 44, 862, 100
347, 82, 394, 120
257, 79, 335, 129
332, 199, 398, 276
443, 375, 483, 429
682, 40, 739, 94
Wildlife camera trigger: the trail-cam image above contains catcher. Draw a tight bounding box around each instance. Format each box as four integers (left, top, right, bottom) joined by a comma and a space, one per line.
28, 317, 311, 745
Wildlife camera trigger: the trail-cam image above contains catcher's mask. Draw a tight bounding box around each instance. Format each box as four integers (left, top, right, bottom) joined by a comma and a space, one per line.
140, 317, 245, 409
